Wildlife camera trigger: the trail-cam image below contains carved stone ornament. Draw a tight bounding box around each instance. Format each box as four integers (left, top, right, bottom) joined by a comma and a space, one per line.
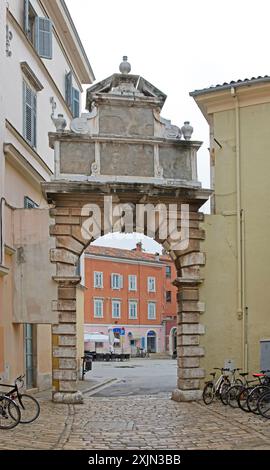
155, 166, 164, 178
153, 109, 182, 140
91, 162, 99, 176
70, 108, 98, 134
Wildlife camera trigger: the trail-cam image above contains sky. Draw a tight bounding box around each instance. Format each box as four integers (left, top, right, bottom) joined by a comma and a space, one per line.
65, 0, 270, 252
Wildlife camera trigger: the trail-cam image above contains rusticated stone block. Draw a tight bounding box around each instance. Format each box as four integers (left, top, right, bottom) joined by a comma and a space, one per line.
53, 346, 76, 358
58, 336, 77, 346
71, 226, 91, 244
171, 389, 202, 402
181, 266, 200, 279
178, 312, 200, 324
177, 378, 201, 390
174, 240, 200, 259
50, 224, 71, 236
59, 358, 77, 369
178, 346, 204, 357
58, 287, 77, 300
178, 324, 205, 335
178, 357, 200, 368
50, 248, 78, 265
53, 370, 77, 381
58, 312, 77, 323
57, 300, 76, 311
177, 335, 200, 346
55, 216, 81, 225
189, 229, 205, 240
178, 368, 205, 379
181, 301, 205, 313
58, 381, 78, 392
52, 324, 76, 335
56, 263, 77, 277
56, 236, 84, 255
53, 391, 83, 404
180, 252, 206, 267
178, 289, 199, 301
50, 208, 70, 217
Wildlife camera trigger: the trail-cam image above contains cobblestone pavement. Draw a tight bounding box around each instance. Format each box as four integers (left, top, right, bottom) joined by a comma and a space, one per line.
1, 392, 270, 450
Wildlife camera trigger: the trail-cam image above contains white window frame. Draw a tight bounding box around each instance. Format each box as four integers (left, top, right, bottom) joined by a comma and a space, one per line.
148, 276, 156, 293
112, 300, 121, 319
148, 302, 156, 320
94, 271, 103, 288
128, 275, 137, 292
111, 273, 122, 290
94, 299, 103, 318
128, 300, 138, 319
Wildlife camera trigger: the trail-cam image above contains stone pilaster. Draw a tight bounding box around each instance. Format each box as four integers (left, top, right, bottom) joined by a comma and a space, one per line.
171, 249, 206, 402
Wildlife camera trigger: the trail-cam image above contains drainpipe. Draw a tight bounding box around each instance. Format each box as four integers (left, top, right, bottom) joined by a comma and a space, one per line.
231, 87, 247, 371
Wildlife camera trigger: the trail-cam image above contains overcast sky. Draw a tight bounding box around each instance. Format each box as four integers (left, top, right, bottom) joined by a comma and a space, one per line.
65, 0, 270, 252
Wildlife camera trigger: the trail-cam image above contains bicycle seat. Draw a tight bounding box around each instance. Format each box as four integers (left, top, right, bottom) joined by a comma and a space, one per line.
210, 372, 216, 377
253, 373, 265, 377
239, 372, 248, 376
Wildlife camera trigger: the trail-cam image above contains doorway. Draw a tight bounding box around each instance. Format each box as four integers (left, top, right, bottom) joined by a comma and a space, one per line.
147, 330, 157, 353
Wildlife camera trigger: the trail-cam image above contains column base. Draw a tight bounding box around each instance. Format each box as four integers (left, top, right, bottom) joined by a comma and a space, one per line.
171, 389, 202, 402
52, 391, 83, 404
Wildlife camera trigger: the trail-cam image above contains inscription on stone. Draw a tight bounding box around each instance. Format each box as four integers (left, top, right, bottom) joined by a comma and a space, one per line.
159, 146, 192, 180
60, 142, 95, 175
100, 142, 154, 176
99, 105, 154, 137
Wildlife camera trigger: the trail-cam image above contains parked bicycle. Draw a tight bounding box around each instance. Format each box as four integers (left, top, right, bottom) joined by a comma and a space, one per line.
0, 394, 21, 430
0, 375, 40, 424
203, 368, 231, 404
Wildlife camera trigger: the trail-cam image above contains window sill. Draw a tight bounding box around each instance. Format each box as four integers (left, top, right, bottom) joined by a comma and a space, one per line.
0, 265, 9, 277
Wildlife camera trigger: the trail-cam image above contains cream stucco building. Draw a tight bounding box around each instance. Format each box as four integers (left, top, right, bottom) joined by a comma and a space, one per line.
0, 0, 94, 390
191, 77, 270, 375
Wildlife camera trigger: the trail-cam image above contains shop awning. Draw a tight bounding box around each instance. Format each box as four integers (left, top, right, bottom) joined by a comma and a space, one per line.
84, 333, 109, 342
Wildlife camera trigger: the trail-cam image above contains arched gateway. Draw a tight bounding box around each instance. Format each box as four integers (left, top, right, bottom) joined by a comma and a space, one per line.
42, 58, 211, 404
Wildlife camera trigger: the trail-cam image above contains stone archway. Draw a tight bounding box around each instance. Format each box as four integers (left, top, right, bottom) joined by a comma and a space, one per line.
42, 58, 210, 404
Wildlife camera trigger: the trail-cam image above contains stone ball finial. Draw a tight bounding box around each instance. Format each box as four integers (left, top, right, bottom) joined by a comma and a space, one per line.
119, 56, 131, 74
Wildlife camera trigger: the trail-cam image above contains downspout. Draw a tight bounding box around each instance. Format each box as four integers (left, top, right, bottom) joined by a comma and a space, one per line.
231, 87, 247, 371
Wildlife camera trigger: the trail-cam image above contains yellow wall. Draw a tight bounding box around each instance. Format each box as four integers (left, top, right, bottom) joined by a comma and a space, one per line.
76, 286, 85, 375
202, 101, 270, 375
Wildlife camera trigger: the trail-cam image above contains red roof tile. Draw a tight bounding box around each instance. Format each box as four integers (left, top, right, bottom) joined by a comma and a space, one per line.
84, 245, 172, 264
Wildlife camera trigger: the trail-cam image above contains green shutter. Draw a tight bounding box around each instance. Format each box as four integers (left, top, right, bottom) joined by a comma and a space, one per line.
72, 88, 80, 118
24, 0, 29, 36
35, 17, 53, 59
65, 72, 72, 108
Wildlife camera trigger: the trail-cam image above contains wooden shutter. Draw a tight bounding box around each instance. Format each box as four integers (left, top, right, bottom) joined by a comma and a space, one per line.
72, 88, 80, 118
65, 72, 72, 108
35, 17, 53, 59
23, 81, 37, 148
120, 275, 123, 289
24, 0, 30, 36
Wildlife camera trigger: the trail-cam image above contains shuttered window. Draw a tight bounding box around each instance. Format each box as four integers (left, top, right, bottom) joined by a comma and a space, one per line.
23, 81, 37, 148
35, 17, 53, 59
72, 88, 80, 118
65, 72, 72, 108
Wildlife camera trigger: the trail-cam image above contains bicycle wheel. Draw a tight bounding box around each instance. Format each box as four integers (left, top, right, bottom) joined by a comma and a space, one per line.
14, 394, 40, 424
258, 391, 270, 419
0, 396, 21, 429
227, 384, 244, 408
202, 382, 215, 405
247, 386, 269, 414
220, 382, 230, 405
238, 386, 253, 412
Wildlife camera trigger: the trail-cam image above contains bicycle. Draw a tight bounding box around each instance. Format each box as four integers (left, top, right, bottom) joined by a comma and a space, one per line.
237, 370, 270, 413
0, 375, 40, 424
0, 395, 21, 429
257, 389, 270, 419
203, 368, 230, 405
220, 368, 243, 405
246, 371, 270, 414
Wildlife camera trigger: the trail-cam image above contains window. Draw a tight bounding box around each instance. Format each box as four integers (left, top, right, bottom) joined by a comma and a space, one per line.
166, 266, 171, 278
112, 300, 121, 318
128, 275, 137, 291
24, 1, 53, 59
129, 301, 137, 319
111, 273, 123, 290
24, 196, 38, 209
148, 302, 156, 320
94, 272, 103, 288
94, 299, 103, 318
23, 81, 37, 148
166, 291, 172, 303
148, 277, 156, 292
65, 72, 80, 117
